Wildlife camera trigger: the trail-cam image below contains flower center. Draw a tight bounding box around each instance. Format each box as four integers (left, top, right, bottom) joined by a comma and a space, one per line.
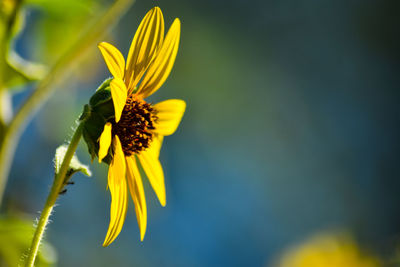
112, 96, 157, 156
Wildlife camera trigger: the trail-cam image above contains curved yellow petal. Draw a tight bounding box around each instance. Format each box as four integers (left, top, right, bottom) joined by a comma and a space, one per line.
98, 122, 113, 162
98, 42, 125, 79
154, 99, 186, 136
137, 18, 181, 98
126, 156, 147, 241
103, 136, 127, 247
137, 150, 166, 206
110, 78, 128, 123
125, 7, 164, 90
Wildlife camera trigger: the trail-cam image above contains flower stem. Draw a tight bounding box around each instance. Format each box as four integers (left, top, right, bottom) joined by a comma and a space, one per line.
25, 122, 84, 267
0, 0, 136, 206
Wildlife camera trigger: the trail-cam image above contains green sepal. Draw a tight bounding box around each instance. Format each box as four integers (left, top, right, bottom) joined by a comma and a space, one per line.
54, 145, 92, 179
89, 77, 113, 107
81, 78, 115, 164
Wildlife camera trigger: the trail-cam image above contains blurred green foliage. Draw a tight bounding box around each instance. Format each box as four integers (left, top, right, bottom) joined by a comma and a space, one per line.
24, 0, 100, 64
0, 0, 44, 90
0, 0, 105, 91
0, 215, 57, 266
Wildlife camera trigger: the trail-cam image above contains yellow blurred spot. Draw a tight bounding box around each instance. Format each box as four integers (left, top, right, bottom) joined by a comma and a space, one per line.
274, 232, 381, 267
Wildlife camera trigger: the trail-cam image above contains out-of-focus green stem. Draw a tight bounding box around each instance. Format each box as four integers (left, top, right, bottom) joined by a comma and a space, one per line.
0, 90, 7, 128
0, 0, 24, 82
0, 89, 12, 123
25, 122, 84, 267
5, 0, 24, 39
0, 0, 136, 206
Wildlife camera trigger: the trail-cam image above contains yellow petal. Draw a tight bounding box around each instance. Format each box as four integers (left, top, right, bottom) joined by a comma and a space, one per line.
148, 134, 163, 158
110, 78, 127, 123
137, 150, 166, 206
153, 99, 186, 136
126, 156, 147, 241
103, 136, 127, 247
137, 18, 181, 98
98, 42, 125, 79
125, 7, 164, 90
98, 122, 113, 162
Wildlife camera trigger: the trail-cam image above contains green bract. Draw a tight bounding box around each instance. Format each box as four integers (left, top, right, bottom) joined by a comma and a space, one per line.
54, 145, 91, 179
81, 78, 115, 164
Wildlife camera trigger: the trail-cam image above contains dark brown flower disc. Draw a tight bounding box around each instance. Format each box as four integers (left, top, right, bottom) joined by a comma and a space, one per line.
112, 96, 157, 156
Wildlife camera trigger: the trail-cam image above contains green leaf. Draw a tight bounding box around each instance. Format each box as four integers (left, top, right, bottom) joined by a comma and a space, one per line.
54, 145, 92, 179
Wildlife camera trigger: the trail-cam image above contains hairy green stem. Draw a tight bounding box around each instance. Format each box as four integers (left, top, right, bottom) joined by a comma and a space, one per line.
0, 0, 136, 206
25, 122, 84, 267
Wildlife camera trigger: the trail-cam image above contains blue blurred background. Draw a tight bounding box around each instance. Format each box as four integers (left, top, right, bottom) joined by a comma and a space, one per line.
3, 0, 400, 266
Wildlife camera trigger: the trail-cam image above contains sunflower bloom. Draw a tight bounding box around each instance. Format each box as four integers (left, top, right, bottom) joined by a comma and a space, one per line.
97, 7, 184, 246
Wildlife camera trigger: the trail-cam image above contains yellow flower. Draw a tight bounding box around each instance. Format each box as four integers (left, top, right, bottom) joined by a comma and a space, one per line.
97, 7, 185, 246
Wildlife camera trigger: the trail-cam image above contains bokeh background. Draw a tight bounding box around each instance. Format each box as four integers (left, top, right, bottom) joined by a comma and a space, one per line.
2, 0, 400, 266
